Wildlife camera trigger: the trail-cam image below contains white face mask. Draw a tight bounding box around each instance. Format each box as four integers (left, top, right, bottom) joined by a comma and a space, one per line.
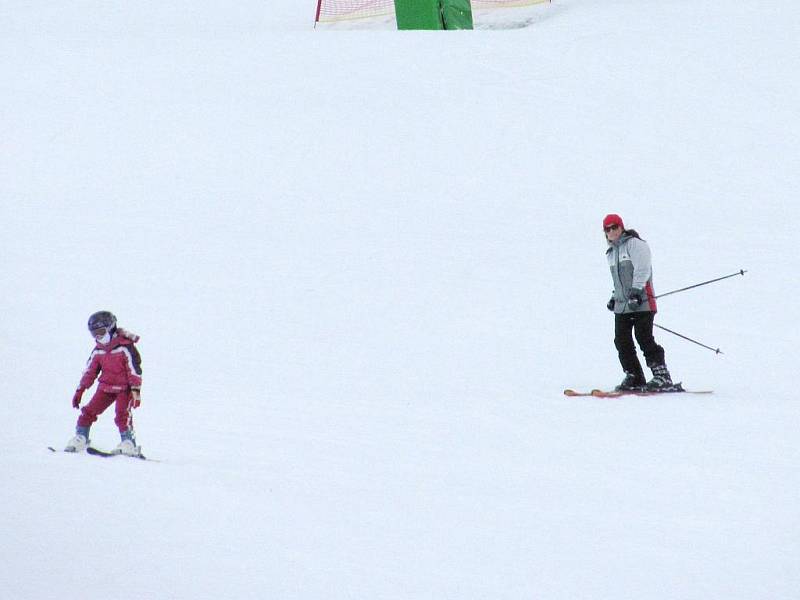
92, 328, 113, 344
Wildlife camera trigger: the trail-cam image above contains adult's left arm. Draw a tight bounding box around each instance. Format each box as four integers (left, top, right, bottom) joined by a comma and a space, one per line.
627, 238, 653, 289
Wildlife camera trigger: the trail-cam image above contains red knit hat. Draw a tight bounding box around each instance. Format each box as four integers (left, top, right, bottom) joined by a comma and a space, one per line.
602, 214, 624, 230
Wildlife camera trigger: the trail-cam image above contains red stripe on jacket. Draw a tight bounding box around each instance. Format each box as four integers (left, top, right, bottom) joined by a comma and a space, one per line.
644, 281, 657, 313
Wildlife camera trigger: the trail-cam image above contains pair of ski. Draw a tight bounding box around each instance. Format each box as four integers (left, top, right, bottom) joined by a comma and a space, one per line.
564, 384, 712, 398
48, 446, 155, 461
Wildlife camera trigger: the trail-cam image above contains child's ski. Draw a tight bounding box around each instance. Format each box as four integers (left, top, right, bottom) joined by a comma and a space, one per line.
86, 446, 152, 461
48, 446, 155, 461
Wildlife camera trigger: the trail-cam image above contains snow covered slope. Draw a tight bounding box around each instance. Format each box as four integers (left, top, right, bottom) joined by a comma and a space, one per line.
1, 1, 798, 598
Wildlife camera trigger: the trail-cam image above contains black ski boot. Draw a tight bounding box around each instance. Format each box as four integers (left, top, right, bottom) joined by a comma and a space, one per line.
646, 364, 677, 391
616, 371, 646, 391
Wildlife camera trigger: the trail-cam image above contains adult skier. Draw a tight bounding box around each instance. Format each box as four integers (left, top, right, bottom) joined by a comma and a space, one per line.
65, 311, 143, 455
604, 214, 675, 391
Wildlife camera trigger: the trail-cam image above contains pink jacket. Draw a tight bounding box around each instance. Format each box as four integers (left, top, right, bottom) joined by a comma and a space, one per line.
78, 329, 142, 393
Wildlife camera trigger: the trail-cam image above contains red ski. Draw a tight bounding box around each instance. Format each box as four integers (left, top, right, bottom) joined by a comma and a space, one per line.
564, 386, 713, 398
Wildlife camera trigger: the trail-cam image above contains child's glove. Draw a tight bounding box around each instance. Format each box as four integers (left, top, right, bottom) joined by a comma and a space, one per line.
72, 388, 84, 409
131, 388, 141, 409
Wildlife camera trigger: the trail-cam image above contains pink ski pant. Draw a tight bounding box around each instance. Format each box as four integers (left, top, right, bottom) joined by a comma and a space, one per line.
77, 390, 134, 433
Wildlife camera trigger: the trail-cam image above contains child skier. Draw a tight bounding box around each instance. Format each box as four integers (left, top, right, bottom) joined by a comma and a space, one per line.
65, 311, 143, 455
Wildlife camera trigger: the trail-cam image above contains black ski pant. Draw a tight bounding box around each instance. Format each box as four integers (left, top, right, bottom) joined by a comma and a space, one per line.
614, 311, 666, 376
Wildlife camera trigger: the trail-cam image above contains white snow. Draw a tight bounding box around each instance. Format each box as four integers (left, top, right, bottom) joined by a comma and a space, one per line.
1, 1, 799, 598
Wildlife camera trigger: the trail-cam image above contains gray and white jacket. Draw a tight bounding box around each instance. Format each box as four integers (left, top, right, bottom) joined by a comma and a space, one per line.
606, 230, 657, 314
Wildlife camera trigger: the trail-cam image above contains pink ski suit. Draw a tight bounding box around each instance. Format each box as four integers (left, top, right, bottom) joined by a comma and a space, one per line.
75, 330, 142, 433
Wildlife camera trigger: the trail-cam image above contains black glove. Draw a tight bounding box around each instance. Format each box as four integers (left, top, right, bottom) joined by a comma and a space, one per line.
627, 288, 644, 309
607, 296, 615, 311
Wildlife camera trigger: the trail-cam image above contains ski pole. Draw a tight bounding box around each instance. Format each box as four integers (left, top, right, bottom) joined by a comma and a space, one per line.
654, 323, 723, 354
654, 269, 746, 300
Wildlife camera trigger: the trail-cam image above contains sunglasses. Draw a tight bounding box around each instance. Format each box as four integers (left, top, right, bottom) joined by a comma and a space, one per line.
604, 224, 621, 232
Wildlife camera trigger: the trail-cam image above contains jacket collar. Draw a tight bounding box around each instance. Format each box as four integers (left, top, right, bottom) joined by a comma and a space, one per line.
94, 333, 128, 351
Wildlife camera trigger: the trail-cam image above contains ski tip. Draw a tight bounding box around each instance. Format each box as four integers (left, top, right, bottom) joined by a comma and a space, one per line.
49, 446, 84, 454
564, 388, 608, 397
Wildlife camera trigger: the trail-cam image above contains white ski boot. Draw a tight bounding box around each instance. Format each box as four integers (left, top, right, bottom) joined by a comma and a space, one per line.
114, 430, 141, 457
65, 434, 88, 453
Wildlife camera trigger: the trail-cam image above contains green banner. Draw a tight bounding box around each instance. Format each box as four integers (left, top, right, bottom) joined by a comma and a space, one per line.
395, 0, 444, 30
394, 0, 473, 30
441, 0, 474, 30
